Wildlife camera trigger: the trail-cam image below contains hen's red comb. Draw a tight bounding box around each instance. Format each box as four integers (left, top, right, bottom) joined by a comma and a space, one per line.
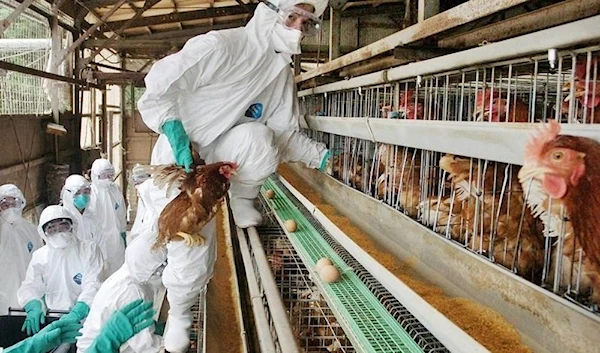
524, 120, 561, 162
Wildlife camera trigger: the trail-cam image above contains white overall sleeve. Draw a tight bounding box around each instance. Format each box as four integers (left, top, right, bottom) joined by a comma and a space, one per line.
16, 249, 47, 307
137, 35, 230, 133
77, 243, 104, 307
117, 193, 127, 233
266, 70, 326, 168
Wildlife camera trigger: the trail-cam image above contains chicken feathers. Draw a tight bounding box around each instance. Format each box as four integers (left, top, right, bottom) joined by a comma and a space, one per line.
151, 161, 237, 249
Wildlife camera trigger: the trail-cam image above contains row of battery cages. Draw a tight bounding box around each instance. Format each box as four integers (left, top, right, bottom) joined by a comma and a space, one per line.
300, 45, 600, 313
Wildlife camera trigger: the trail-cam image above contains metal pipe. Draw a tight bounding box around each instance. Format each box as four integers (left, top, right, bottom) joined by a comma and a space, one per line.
246, 226, 300, 353
235, 226, 277, 353
299, 15, 600, 97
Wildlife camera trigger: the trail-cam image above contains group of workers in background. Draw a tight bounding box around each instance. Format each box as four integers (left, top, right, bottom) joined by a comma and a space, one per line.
0, 159, 158, 353
0, 0, 331, 351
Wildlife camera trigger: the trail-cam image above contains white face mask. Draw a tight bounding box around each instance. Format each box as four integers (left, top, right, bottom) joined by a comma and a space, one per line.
0, 208, 21, 223
46, 231, 71, 249
97, 179, 114, 188
271, 23, 303, 55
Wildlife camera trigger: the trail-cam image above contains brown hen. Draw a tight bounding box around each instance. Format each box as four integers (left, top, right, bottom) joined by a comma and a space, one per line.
473, 89, 530, 123
440, 154, 544, 277
518, 120, 600, 272
152, 161, 237, 249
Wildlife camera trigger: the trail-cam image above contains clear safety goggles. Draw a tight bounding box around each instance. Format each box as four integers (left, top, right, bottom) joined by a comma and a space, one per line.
267, 1, 323, 36
44, 218, 73, 236
74, 186, 92, 197
98, 168, 115, 181
0, 196, 22, 212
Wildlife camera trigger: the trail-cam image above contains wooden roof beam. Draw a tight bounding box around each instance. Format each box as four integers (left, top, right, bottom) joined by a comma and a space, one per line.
82, 0, 162, 65
83, 19, 248, 49
296, 0, 531, 83
97, 4, 257, 32
84, 0, 129, 8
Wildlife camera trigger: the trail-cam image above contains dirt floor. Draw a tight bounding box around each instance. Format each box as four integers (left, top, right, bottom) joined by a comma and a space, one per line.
278, 164, 532, 353
205, 204, 244, 353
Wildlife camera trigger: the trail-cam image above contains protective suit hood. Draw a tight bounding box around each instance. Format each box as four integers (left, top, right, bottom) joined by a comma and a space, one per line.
37, 205, 75, 246
0, 184, 26, 224
61, 175, 91, 209
278, 0, 328, 17
90, 158, 115, 185
0, 184, 26, 210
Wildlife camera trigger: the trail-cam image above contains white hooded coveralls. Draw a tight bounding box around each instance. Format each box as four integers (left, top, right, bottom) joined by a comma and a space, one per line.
16, 205, 104, 311
136, 0, 328, 350
0, 184, 42, 315
62, 174, 125, 276
89, 159, 127, 239
76, 235, 167, 353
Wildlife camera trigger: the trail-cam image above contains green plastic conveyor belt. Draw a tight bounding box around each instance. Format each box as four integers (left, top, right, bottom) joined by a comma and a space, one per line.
261, 177, 425, 353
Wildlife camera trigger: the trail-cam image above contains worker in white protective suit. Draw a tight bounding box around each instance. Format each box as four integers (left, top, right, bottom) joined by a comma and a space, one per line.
62, 174, 125, 276
76, 235, 167, 353
89, 159, 128, 246
0, 184, 42, 315
127, 164, 152, 244
136, 0, 330, 350
17, 205, 104, 336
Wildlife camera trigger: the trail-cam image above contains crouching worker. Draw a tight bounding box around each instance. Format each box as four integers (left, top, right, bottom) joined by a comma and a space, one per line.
0, 299, 155, 353
77, 235, 167, 353
16, 205, 104, 336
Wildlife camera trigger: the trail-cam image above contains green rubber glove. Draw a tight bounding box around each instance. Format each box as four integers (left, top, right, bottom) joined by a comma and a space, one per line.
4, 320, 81, 353
120, 232, 127, 247
5, 320, 82, 353
21, 300, 45, 336
59, 301, 90, 323
86, 299, 155, 353
162, 120, 193, 173
318, 150, 331, 172
153, 320, 165, 336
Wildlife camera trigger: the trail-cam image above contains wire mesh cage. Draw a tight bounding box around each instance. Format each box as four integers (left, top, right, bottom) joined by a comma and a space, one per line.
188, 288, 207, 353
299, 45, 600, 313
248, 203, 355, 353
0, 0, 52, 115
302, 46, 600, 125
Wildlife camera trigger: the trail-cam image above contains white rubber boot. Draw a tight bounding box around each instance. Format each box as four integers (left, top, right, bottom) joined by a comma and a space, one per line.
230, 196, 262, 228
163, 317, 191, 353
163, 293, 194, 353
229, 183, 262, 228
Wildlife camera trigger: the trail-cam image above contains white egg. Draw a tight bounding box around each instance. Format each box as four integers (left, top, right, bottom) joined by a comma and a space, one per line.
284, 219, 297, 232
265, 190, 275, 199
319, 265, 340, 283
315, 257, 333, 272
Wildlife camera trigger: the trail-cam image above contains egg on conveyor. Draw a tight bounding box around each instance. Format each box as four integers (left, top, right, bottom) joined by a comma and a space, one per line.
284, 219, 297, 232
316, 257, 333, 272
265, 190, 275, 199
319, 265, 340, 283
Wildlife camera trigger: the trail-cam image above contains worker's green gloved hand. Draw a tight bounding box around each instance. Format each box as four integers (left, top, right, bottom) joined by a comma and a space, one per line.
318, 150, 331, 173
59, 301, 90, 323
6, 320, 82, 353
154, 320, 166, 336
120, 232, 127, 247
162, 120, 193, 173
86, 299, 155, 353
21, 300, 45, 336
